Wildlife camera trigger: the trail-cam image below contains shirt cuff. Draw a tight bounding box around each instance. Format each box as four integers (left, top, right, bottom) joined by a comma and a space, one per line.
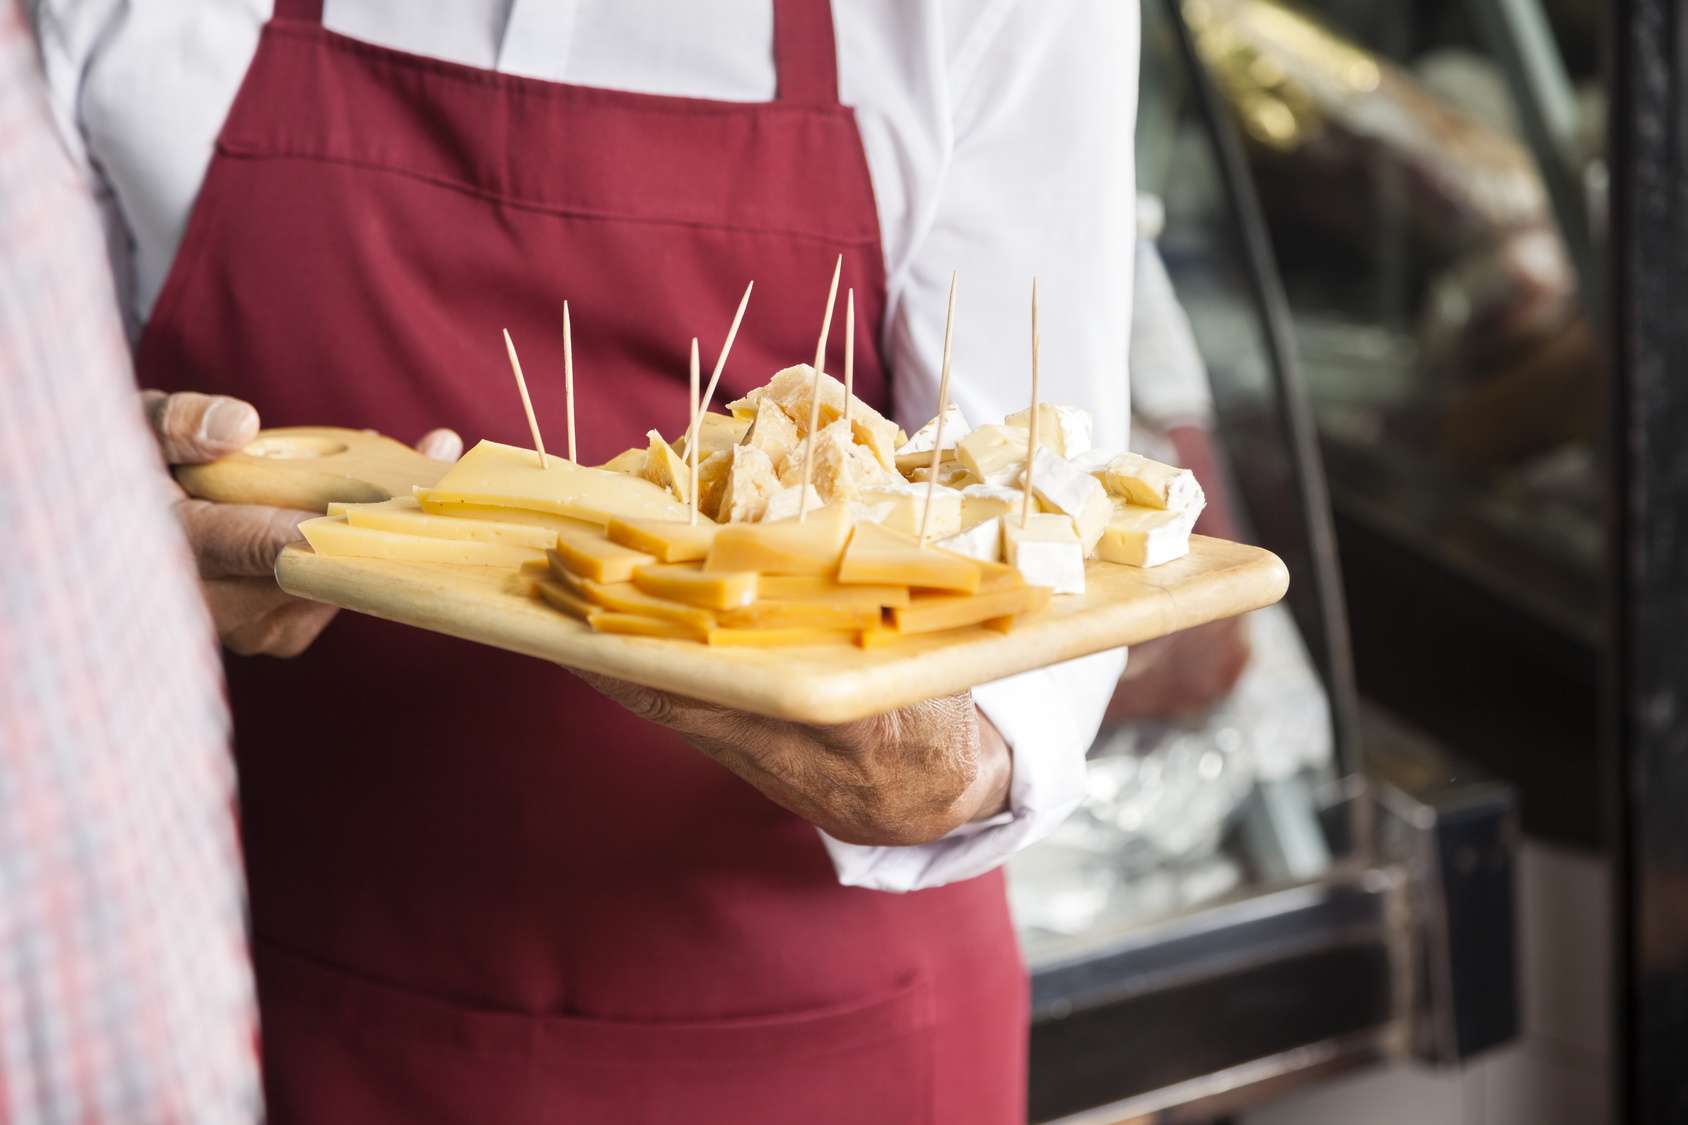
819, 647, 1127, 893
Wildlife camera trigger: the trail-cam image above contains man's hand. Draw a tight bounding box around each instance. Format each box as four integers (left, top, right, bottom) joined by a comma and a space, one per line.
577, 672, 1012, 847
143, 390, 461, 657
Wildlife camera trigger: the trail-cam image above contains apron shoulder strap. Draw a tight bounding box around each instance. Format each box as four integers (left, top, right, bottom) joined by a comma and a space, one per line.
773, 0, 841, 107
272, 0, 324, 22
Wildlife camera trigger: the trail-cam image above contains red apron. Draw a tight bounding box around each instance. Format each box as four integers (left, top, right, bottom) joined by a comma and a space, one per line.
136, 1, 1027, 1121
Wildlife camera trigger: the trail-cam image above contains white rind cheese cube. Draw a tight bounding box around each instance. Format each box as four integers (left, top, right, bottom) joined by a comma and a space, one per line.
959, 483, 1028, 527
1004, 512, 1087, 595
1100, 452, 1204, 513
956, 425, 1030, 487
895, 404, 971, 471
861, 481, 963, 539
1005, 403, 1093, 458
1097, 501, 1203, 567
1022, 447, 1111, 554
937, 515, 1003, 563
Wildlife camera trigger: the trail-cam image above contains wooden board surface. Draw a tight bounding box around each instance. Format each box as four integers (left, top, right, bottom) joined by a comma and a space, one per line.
277, 535, 1289, 724
175, 426, 449, 511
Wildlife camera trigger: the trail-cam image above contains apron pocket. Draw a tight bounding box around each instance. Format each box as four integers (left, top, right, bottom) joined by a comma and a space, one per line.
256, 939, 936, 1125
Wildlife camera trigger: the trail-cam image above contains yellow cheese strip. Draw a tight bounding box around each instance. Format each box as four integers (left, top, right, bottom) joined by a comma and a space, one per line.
589, 613, 709, 642
756, 574, 911, 607
597, 448, 647, 475
976, 559, 1030, 593
574, 574, 718, 630
332, 497, 560, 549
890, 584, 1052, 636
423, 439, 689, 525
856, 626, 902, 649
633, 562, 758, 610
606, 517, 721, 563
704, 503, 852, 577
414, 498, 601, 535
551, 528, 657, 583
299, 516, 544, 567
718, 600, 883, 630
836, 522, 981, 594
533, 577, 595, 622
706, 626, 855, 648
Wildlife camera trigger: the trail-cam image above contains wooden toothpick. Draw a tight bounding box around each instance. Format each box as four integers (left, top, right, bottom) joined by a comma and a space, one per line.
699, 280, 754, 418
918, 272, 959, 546
1021, 278, 1040, 528
563, 301, 577, 463
688, 337, 701, 526
503, 328, 547, 469
798, 255, 843, 522
843, 288, 855, 430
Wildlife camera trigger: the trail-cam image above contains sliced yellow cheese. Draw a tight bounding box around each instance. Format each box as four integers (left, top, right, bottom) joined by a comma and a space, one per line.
757, 574, 911, 607
633, 562, 758, 610
718, 600, 883, 630
890, 584, 1052, 636
550, 527, 657, 583
856, 625, 902, 649
605, 517, 721, 563
640, 429, 692, 504
589, 613, 709, 642
333, 497, 559, 550
955, 425, 1031, 487
533, 577, 595, 622
705, 503, 852, 576
597, 448, 648, 475
573, 573, 718, 630
1096, 503, 1198, 568
837, 522, 981, 594
424, 439, 689, 525
299, 516, 545, 567
706, 626, 855, 648
1099, 452, 1205, 512
413, 498, 600, 536
1003, 513, 1086, 595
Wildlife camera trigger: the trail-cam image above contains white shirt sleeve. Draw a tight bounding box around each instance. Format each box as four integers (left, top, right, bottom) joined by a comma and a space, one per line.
824, 0, 1138, 893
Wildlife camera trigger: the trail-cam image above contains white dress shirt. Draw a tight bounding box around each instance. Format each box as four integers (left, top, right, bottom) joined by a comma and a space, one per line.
29, 0, 1137, 892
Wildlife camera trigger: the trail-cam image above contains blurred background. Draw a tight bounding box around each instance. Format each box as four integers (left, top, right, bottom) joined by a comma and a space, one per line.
1009, 0, 1687, 1120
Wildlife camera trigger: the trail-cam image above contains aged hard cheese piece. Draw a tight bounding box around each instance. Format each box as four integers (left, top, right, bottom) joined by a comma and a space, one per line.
955, 425, 1031, 487
1022, 446, 1112, 553
706, 503, 852, 576
424, 440, 689, 524
937, 515, 1002, 563
860, 481, 963, 540
890, 584, 1053, 636
551, 527, 658, 583
533, 577, 595, 622
589, 613, 708, 641
634, 562, 758, 610
719, 444, 781, 523
1096, 503, 1200, 567
730, 366, 901, 470
757, 574, 911, 607
740, 397, 800, 466
675, 412, 751, 459
894, 404, 971, 472
780, 419, 893, 502
1100, 452, 1204, 512
640, 429, 691, 503
1005, 403, 1093, 458
762, 484, 825, 524
570, 572, 719, 629
330, 497, 559, 550
1003, 513, 1086, 595
299, 516, 544, 567
837, 522, 981, 594
695, 450, 732, 520
606, 517, 720, 563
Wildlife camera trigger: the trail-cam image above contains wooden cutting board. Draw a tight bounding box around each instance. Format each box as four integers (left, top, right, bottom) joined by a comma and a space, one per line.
175, 426, 449, 511
277, 535, 1288, 724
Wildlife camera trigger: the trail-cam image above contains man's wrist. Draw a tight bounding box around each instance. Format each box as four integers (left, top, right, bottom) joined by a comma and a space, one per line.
966, 709, 1013, 823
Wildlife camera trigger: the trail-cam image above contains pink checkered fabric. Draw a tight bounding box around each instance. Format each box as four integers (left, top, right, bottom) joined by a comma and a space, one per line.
0, 5, 260, 1122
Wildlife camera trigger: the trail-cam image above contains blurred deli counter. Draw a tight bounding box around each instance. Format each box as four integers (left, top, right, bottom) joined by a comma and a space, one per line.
1007, 0, 1648, 1117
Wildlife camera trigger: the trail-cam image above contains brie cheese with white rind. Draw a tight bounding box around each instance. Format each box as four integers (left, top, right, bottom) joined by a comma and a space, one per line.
937, 514, 1003, 563
1100, 452, 1205, 513
895, 404, 972, 472
1097, 500, 1203, 567
1022, 447, 1111, 554
1003, 512, 1086, 595
955, 425, 1030, 487
761, 483, 827, 524
860, 480, 963, 540
1005, 403, 1093, 458
959, 483, 1028, 527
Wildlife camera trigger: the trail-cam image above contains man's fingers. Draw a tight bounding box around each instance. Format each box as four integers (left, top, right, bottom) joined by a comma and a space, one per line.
416, 428, 463, 462
142, 391, 260, 465
207, 579, 338, 657
177, 499, 314, 578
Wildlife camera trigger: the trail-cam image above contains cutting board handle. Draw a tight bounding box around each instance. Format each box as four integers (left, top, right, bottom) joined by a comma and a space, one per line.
174, 426, 451, 513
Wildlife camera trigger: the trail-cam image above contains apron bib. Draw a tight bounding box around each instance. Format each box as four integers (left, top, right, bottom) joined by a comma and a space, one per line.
137, 2, 1026, 1120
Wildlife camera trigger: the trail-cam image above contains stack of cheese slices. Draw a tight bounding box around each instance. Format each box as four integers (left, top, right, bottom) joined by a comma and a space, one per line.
297, 364, 1207, 648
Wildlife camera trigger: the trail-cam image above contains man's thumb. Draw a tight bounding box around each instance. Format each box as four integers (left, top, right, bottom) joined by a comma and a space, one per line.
143, 390, 260, 465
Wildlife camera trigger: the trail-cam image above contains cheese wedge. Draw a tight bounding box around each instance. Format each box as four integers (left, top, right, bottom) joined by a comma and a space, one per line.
976, 558, 1031, 593
598, 448, 648, 475
705, 503, 852, 576
633, 562, 758, 610
719, 444, 781, 523
425, 440, 689, 525
780, 418, 894, 502
706, 626, 855, 648
860, 481, 963, 540
895, 404, 971, 472
571, 572, 719, 629
1096, 503, 1200, 567
299, 516, 545, 567
533, 577, 595, 622
589, 613, 709, 642
1099, 452, 1205, 513
718, 600, 883, 630
936, 515, 1002, 563
955, 425, 1031, 487
696, 449, 733, 520
551, 527, 658, 583
606, 517, 721, 563
1022, 447, 1112, 554
1005, 403, 1093, 458
331, 497, 560, 550
640, 429, 692, 503
837, 522, 981, 594
890, 584, 1053, 635
756, 574, 911, 607
675, 412, 751, 459
1003, 513, 1086, 595
730, 366, 901, 470
740, 397, 800, 466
